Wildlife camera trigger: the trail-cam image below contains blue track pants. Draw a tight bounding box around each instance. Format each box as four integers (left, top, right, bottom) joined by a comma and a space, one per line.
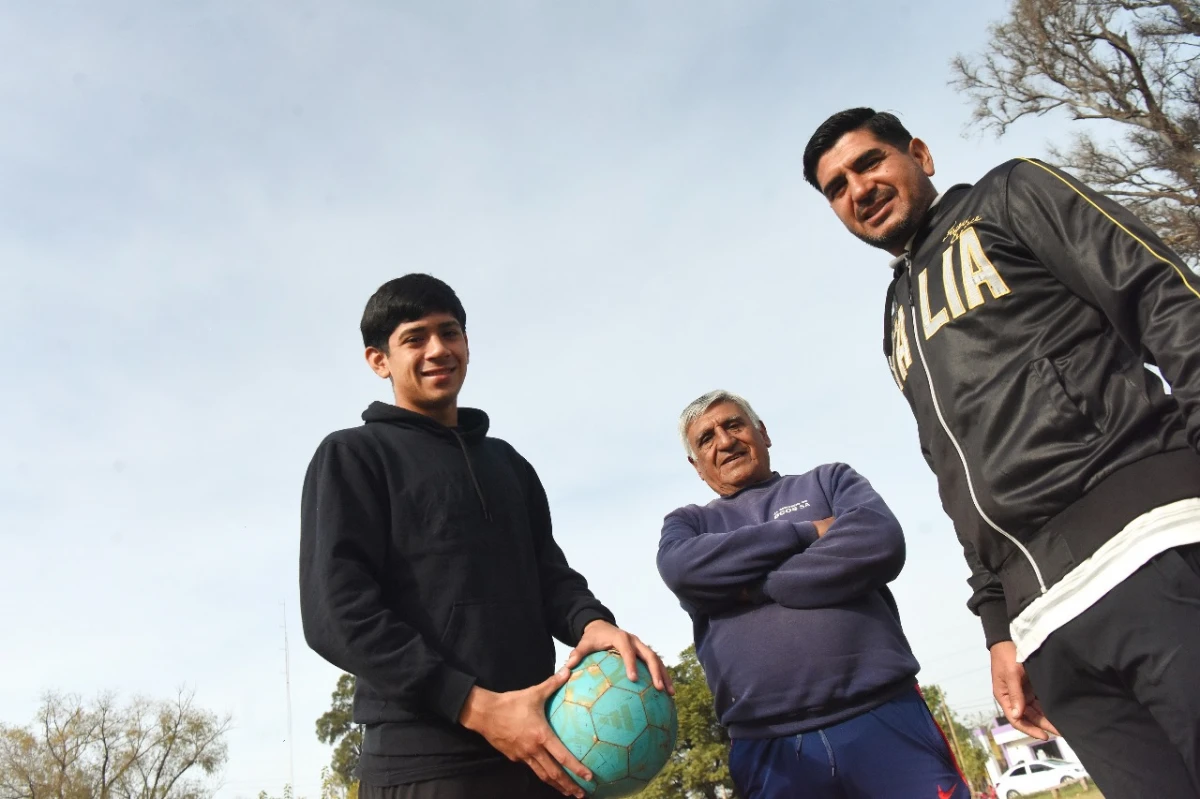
728, 687, 971, 799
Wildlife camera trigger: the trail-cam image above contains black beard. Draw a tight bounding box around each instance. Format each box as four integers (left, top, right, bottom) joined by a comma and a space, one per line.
853, 212, 922, 252
854, 185, 937, 253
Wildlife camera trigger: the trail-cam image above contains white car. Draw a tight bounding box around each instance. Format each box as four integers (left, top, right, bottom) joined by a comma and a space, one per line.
995, 758, 1089, 797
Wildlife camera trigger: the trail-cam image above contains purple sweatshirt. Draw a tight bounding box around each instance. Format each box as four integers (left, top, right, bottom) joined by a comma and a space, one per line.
656, 463, 920, 739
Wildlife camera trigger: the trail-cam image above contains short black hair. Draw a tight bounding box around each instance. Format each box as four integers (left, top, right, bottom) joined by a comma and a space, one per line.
802, 108, 914, 192
360, 273, 467, 351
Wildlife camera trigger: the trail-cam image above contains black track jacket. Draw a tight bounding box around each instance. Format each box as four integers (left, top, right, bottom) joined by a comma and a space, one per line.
884, 158, 1200, 650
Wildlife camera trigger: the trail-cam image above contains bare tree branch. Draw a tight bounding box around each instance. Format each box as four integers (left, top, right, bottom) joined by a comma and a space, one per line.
953, 0, 1200, 264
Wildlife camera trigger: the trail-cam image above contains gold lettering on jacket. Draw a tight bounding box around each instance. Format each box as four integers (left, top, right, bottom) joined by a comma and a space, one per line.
915, 226, 1010, 341
888, 304, 913, 390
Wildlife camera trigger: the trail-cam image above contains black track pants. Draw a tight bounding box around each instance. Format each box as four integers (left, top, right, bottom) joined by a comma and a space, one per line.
1024, 545, 1200, 799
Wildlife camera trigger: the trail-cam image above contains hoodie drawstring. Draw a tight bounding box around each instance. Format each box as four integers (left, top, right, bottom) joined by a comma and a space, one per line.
451, 430, 493, 522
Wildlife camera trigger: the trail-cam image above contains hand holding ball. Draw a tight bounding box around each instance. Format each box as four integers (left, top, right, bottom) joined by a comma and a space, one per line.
545, 650, 678, 797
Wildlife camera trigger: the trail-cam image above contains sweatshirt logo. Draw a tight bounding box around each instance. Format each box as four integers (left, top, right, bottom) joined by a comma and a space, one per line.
772, 500, 810, 519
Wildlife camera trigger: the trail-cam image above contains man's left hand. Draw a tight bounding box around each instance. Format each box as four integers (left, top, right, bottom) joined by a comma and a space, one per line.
990, 641, 1058, 740
564, 620, 675, 695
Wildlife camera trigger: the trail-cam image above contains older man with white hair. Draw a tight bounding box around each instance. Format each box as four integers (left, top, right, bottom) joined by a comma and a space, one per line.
657, 389, 970, 799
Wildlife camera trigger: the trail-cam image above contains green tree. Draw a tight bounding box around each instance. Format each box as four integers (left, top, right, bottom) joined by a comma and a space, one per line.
255, 771, 357, 799
953, 0, 1200, 265
255, 786, 294, 799
921, 684, 991, 792
641, 646, 736, 799
320, 768, 357, 799
315, 675, 360, 790
0, 690, 229, 799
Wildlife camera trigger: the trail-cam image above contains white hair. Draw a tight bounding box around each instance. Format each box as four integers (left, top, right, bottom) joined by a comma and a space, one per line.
678, 390, 763, 459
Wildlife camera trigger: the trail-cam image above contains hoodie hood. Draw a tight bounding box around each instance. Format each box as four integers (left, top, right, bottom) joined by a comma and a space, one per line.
361, 401, 490, 442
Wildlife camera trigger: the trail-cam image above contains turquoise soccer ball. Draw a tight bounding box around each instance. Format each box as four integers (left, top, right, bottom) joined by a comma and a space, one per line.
545, 650, 678, 797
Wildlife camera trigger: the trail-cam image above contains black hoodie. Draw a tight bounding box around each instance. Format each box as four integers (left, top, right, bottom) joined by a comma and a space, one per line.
300, 402, 614, 779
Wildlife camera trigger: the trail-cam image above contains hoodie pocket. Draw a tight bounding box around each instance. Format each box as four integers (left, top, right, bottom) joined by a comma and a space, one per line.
440, 600, 553, 692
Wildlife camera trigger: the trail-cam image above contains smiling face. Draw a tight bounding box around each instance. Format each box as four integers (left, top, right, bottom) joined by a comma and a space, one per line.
686, 400, 773, 496
365, 311, 468, 426
814, 127, 937, 255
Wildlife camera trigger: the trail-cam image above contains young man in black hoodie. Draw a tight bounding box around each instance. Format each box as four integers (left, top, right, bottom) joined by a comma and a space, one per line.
300, 274, 671, 799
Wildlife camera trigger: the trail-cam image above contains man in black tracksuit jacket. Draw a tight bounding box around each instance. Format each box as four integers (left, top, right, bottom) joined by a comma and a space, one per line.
803, 108, 1200, 798
299, 274, 671, 799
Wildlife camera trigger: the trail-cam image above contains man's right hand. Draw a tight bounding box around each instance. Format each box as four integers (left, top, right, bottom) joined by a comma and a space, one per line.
989, 640, 1059, 740
458, 669, 592, 798
813, 516, 835, 537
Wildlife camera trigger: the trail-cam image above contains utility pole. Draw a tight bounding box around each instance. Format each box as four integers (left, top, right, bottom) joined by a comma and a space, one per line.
986, 723, 1007, 766
940, 702, 966, 769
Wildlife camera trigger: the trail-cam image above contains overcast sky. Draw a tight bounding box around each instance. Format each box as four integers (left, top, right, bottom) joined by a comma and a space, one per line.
2, 2, 1085, 797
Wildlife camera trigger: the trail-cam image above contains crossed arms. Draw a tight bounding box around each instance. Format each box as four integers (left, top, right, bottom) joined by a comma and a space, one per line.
656, 463, 905, 616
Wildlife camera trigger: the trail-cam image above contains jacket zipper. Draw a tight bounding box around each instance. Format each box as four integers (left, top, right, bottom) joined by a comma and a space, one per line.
451, 430, 493, 522
903, 256, 1047, 594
